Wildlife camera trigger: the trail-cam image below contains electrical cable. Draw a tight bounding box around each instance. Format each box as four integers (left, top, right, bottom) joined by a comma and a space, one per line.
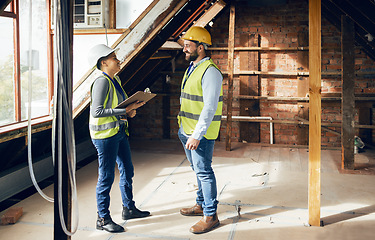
26, 0, 79, 236
27, 0, 54, 203
54, 0, 79, 235
104, 23, 108, 46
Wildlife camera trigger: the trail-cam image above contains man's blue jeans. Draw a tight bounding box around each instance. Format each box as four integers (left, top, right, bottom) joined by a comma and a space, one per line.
91, 125, 135, 218
178, 128, 218, 216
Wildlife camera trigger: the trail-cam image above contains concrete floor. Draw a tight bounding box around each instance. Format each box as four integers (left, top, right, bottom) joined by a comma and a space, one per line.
1, 140, 375, 240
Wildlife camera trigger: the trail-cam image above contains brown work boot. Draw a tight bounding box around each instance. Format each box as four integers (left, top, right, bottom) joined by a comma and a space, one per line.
190, 213, 220, 234
180, 204, 203, 216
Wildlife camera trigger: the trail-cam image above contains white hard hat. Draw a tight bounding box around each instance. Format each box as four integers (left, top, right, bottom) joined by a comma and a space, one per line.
87, 44, 116, 69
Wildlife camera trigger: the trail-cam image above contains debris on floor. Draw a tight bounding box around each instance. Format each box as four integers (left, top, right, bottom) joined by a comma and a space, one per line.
0, 207, 23, 225
186, 182, 198, 192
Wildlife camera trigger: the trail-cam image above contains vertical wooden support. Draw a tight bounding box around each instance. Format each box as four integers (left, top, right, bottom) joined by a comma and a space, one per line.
341, 15, 355, 170
297, 31, 309, 145
47, 0, 54, 114
225, 2, 235, 151
308, 0, 321, 227
13, 0, 21, 121
109, 0, 116, 29
239, 34, 260, 142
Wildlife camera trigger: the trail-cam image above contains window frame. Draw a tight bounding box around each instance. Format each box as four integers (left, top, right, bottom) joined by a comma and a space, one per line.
0, 0, 54, 137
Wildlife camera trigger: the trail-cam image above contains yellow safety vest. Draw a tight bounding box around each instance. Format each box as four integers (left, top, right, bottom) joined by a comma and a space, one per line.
178, 59, 223, 140
89, 75, 128, 139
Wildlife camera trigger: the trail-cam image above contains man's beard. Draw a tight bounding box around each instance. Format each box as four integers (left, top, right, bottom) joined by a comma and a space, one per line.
185, 49, 198, 61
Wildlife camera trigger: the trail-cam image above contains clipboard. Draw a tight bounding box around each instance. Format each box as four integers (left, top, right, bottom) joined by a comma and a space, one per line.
115, 91, 157, 109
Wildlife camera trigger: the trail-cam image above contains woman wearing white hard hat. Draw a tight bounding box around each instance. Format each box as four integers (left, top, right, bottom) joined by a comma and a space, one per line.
88, 44, 150, 233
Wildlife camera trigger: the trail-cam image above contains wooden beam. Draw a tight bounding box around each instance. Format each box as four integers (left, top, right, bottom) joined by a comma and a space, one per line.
194, 0, 226, 27
308, 0, 321, 227
13, 0, 21, 122
341, 15, 355, 170
225, 2, 235, 151
47, 0, 54, 115
109, 0, 116, 29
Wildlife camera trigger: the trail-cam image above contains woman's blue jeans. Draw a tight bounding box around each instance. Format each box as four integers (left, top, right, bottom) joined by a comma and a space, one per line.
178, 128, 218, 216
91, 125, 135, 218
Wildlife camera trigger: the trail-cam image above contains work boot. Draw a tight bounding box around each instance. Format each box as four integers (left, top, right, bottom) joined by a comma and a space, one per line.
96, 215, 124, 233
190, 213, 220, 234
180, 204, 203, 216
122, 206, 150, 220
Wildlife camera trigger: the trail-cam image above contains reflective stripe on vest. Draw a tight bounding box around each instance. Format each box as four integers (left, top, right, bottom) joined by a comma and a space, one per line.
89, 75, 126, 139
178, 59, 223, 140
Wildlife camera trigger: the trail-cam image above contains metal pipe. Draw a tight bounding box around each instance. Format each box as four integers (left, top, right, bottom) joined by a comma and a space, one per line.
222, 116, 274, 144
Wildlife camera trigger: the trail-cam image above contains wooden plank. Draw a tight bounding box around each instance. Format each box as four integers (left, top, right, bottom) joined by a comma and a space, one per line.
308, 0, 321, 227
225, 2, 235, 151
341, 15, 355, 170
297, 31, 309, 145
194, 0, 226, 27
109, 0, 116, 29
14, 0, 21, 122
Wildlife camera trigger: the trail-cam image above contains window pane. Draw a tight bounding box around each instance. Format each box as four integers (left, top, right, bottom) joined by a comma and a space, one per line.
0, 17, 15, 125
19, 0, 49, 120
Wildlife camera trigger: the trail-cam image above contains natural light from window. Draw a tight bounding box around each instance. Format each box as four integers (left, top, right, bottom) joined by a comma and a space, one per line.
0, 17, 15, 126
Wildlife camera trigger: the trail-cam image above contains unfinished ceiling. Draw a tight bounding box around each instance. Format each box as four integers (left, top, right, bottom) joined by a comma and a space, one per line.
321, 0, 375, 61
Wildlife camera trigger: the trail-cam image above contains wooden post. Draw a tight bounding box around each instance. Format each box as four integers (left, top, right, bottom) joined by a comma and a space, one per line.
341, 15, 355, 170
109, 0, 116, 29
308, 0, 321, 227
225, 2, 235, 151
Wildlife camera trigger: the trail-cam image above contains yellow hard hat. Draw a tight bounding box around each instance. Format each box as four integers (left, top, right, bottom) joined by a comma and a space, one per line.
182, 26, 212, 45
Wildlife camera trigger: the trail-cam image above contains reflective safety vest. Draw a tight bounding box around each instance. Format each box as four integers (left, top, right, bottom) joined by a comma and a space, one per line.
178, 59, 223, 140
89, 75, 128, 139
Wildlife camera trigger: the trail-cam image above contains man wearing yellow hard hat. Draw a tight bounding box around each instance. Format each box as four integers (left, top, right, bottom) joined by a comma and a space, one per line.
177, 26, 223, 234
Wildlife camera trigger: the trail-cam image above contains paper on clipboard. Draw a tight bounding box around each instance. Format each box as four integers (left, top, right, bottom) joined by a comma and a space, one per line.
115, 91, 156, 109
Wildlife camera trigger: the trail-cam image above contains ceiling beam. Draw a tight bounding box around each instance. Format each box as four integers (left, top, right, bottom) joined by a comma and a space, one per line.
322, 0, 375, 61
329, 0, 374, 37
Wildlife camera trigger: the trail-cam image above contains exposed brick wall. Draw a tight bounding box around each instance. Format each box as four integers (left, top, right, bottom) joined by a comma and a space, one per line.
131, 0, 375, 147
